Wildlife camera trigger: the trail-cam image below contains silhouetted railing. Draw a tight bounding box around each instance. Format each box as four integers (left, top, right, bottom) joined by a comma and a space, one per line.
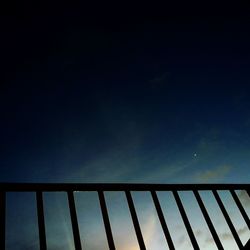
0, 183, 250, 249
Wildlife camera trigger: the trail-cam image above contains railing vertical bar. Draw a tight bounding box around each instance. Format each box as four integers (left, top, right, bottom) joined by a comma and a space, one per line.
67, 191, 82, 250
151, 191, 175, 250
244, 239, 250, 248
172, 190, 199, 250
246, 190, 250, 200
36, 191, 47, 250
230, 190, 250, 230
125, 191, 146, 250
193, 190, 224, 250
0, 191, 6, 250
98, 191, 116, 250
212, 190, 243, 249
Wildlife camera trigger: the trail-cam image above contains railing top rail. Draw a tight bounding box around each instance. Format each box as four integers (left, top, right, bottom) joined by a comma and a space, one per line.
0, 183, 250, 192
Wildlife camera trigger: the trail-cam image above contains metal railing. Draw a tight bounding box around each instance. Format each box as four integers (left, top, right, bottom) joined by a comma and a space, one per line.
0, 183, 250, 250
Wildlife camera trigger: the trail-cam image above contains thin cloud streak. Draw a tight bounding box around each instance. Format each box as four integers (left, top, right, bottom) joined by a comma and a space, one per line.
194, 165, 232, 182
238, 190, 250, 207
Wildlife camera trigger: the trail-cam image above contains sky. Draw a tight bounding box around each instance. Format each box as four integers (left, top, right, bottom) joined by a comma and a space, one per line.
1, 16, 250, 184
1, 4, 250, 249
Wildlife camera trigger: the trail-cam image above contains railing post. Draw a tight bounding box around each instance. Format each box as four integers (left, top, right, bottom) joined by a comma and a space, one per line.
151, 191, 175, 250
173, 190, 200, 250
213, 190, 243, 249
193, 190, 223, 250
67, 191, 82, 250
36, 191, 47, 250
125, 191, 146, 250
0, 191, 6, 250
230, 190, 250, 230
98, 191, 116, 250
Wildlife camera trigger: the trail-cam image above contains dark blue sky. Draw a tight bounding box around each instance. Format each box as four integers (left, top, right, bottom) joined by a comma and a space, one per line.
2, 5, 250, 250
1, 9, 250, 183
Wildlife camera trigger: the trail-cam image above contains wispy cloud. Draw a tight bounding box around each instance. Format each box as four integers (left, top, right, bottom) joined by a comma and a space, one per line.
238, 190, 250, 207
177, 234, 186, 245
194, 165, 232, 182
205, 226, 249, 244
132, 163, 191, 183
238, 226, 249, 236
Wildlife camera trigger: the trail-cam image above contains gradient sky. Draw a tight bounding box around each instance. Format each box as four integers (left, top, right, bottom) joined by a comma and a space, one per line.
1, 13, 250, 184
1, 5, 250, 249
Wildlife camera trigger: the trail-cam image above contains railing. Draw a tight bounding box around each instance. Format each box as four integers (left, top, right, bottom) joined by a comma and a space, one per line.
0, 183, 250, 250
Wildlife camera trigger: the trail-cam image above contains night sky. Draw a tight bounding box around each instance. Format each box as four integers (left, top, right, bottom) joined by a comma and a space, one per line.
1, 9, 250, 184
1, 5, 250, 249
